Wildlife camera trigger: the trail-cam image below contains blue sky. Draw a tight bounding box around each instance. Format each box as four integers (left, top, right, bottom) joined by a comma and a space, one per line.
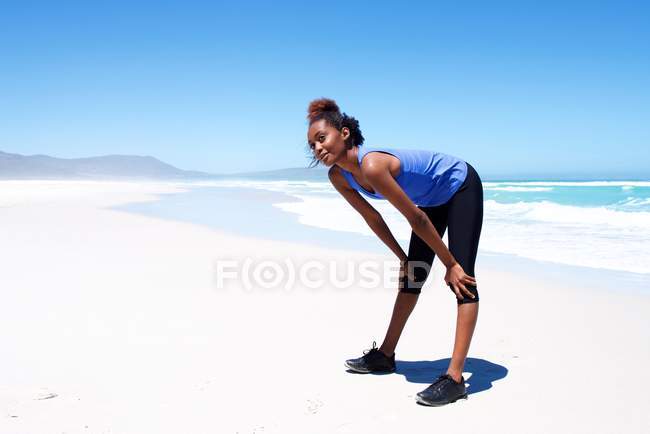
1, 1, 648, 177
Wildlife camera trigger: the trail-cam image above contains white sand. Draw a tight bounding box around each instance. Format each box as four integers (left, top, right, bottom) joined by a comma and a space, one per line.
1, 180, 648, 433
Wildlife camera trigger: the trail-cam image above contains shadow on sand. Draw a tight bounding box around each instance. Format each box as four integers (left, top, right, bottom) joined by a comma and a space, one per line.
394, 358, 508, 395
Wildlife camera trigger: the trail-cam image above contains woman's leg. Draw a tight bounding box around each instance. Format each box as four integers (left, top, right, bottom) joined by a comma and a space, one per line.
379, 292, 419, 357
445, 164, 484, 382
379, 206, 448, 357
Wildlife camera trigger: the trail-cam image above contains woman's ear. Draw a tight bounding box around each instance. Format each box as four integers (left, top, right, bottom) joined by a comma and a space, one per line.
341, 127, 351, 140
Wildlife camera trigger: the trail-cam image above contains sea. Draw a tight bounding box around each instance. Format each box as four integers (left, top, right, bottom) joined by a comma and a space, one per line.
117, 176, 650, 291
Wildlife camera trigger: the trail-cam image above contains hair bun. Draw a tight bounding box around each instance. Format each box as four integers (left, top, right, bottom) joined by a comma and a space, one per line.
307, 98, 340, 122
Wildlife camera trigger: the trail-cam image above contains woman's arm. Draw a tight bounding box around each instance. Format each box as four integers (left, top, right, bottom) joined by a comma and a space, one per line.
328, 166, 407, 262
360, 154, 476, 299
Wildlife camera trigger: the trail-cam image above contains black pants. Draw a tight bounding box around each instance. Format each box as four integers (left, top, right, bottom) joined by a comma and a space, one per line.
399, 163, 483, 304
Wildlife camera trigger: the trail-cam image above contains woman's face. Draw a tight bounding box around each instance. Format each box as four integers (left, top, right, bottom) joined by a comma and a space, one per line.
307, 119, 350, 167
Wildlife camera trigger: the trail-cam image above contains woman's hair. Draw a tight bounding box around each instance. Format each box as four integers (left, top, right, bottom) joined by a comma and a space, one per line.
306, 97, 364, 168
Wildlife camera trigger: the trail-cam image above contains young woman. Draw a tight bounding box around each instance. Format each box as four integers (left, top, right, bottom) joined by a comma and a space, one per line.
305, 98, 483, 406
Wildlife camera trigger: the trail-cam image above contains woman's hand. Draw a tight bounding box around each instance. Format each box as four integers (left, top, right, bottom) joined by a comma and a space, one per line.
444, 263, 477, 300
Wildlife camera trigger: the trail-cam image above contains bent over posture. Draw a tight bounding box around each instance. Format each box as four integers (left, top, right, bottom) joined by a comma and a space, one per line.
305, 98, 484, 406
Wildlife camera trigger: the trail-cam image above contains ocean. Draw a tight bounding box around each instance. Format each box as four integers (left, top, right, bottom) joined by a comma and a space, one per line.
118, 177, 650, 280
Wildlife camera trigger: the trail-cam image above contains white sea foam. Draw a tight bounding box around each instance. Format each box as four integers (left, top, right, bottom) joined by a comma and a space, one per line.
197, 179, 650, 192
481, 200, 650, 273
484, 186, 553, 192
483, 181, 650, 188
484, 200, 650, 229
616, 197, 650, 209
274, 196, 409, 238
185, 180, 335, 196
180, 178, 650, 274
274, 194, 650, 274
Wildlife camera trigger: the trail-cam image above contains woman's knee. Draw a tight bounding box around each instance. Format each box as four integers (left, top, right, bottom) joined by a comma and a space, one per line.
451, 283, 479, 305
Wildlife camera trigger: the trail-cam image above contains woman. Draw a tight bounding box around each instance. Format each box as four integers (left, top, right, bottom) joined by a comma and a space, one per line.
305, 98, 483, 406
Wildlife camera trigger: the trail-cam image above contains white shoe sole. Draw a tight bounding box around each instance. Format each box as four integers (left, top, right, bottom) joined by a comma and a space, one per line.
415, 393, 468, 406
344, 361, 371, 373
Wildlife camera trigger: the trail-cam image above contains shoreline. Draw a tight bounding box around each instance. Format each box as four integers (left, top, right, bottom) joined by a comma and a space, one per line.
114, 182, 650, 294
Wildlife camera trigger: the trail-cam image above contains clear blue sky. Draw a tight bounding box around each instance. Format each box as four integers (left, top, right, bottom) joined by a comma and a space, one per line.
1, 1, 648, 177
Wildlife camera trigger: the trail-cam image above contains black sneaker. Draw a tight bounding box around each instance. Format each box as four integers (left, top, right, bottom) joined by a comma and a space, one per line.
344, 341, 396, 374
416, 374, 468, 406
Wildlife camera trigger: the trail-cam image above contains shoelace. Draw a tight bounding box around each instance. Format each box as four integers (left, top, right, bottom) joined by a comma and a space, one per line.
429, 374, 454, 391
362, 341, 379, 356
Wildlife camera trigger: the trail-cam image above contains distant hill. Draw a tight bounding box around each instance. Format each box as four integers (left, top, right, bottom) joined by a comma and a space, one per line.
0, 150, 330, 181
0, 150, 217, 180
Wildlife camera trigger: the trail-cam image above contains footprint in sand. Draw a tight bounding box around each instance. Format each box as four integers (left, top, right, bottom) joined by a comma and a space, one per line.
34, 389, 58, 400
197, 379, 213, 391
3, 387, 58, 418
306, 398, 324, 414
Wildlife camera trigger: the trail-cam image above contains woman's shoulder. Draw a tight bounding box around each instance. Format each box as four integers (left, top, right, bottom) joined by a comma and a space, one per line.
358, 147, 403, 181
328, 165, 352, 188
359, 147, 398, 169
328, 164, 344, 178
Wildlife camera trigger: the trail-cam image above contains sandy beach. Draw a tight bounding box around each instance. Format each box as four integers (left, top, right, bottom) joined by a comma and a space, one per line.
1, 180, 649, 434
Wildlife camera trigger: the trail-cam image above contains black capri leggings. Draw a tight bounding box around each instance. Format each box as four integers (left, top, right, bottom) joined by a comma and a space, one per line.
399, 162, 483, 304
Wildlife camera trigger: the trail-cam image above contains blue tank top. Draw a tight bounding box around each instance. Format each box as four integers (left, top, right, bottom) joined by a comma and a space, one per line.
339, 146, 468, 207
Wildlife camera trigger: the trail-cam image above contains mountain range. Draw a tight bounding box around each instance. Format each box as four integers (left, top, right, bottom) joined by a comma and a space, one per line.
0, 150, 328, 181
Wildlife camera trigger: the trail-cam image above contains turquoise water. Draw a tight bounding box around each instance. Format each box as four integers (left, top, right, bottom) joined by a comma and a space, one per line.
483, 181, 650, 210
